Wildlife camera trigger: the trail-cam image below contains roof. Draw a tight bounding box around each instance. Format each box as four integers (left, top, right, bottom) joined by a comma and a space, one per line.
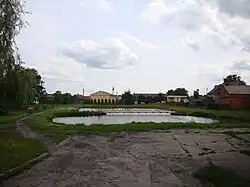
224, 86, 250, 95
74, 94, 84, 99
189, 95, 206, 102
207, 84, 223, 96
133, 93, 164, 97
167, 95, 188, 98
90, 91, 114, 96
74, 95, 91, 100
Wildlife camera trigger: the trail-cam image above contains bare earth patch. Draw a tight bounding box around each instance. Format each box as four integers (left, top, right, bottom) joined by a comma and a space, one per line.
2, 130, 250, 187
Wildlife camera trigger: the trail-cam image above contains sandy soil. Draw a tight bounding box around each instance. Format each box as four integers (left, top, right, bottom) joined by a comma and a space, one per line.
2, 129, 250, 187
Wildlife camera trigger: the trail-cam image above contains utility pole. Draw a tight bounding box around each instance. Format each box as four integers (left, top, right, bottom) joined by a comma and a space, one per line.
83, 88, 84, 106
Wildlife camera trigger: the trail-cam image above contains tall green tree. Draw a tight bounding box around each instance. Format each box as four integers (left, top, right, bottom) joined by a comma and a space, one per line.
167, 89, 175, 95
121, 90, 134, 105
0, 0, 26, 106
0, 1, 46, 111
173, 88, 188, 96
157, 93, 165, 102
167, 88, 188, 96
223, 74, 246, 86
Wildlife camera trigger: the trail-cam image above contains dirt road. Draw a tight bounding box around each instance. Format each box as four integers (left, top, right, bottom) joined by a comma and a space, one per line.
2, 129, 250, 187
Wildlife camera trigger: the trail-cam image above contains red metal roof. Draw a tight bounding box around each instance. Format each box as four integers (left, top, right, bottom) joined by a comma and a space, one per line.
224, 86, 250, 95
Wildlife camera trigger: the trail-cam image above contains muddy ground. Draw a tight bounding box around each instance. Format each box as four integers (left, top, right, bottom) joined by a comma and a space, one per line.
2, 129, 250, 187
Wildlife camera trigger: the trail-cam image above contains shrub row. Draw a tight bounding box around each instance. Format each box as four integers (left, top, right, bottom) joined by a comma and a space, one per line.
53, 110, 106, 118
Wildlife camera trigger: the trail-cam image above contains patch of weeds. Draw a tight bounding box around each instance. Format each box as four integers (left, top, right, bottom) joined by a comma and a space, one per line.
108, 132, 121, 142
194, 165, 250, 187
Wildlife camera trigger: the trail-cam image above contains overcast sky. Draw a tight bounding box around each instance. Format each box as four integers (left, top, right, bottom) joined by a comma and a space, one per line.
17, 0, 250, 95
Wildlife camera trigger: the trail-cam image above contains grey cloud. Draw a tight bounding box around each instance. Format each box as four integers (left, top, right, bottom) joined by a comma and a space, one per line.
142, 0, 250, 52
183, 38, 202, 51
231, 60, 250, 71
59, 39, 138, 69
240, 38, 250, 52
216, 0, 250, 19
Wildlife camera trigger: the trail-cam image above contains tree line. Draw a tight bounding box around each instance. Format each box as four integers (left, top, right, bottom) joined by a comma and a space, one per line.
42, 91, 85, 105
0, 1, 46, 114
119, 88, 189, 105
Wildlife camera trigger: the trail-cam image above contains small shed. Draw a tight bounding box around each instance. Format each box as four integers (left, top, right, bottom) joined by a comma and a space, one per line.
188, 95, 215, 108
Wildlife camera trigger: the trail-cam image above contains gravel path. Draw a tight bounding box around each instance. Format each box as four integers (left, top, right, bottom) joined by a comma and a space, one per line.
2, 129, 250, 187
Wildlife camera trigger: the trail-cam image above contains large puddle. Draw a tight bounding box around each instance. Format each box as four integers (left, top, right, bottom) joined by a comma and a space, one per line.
53, 108, 218, 125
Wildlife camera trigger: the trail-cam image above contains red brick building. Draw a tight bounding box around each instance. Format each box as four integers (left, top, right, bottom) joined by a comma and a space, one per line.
219, 86, 250, 109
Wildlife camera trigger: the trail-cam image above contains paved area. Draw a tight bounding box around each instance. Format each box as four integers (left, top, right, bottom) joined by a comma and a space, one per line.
2, 129, 250, 187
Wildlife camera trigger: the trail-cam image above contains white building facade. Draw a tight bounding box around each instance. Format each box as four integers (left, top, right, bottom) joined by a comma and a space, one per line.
166, 95, 188, 103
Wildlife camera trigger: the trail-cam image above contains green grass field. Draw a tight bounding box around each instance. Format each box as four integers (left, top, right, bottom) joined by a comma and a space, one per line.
0, 132, 45, 174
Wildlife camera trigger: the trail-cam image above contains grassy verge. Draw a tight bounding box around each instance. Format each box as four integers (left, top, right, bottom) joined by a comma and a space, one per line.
194, 165, 250, 187
0, 111, 27, 124
0, 132, 45, 175
25, 108, 250, 142
0, 104, 57, 177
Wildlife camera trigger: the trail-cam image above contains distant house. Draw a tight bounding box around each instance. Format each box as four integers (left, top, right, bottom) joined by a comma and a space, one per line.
166, 95, 188, 103
133, 93, 166, 104
219, 86, 250, 110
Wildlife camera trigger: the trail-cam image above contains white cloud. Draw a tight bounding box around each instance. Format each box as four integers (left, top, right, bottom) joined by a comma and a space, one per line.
141, 0, 250, 52
59, 37, 139, 69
